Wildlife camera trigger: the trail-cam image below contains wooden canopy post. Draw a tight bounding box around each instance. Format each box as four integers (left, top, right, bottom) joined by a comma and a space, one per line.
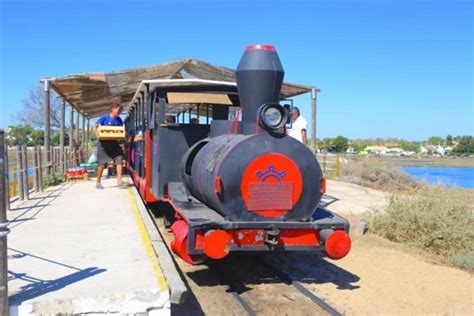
69, 106, 74, 167
75, 112, 80, 147
75, 110, 80, 164
43, 79, 51, 175
85, 118, 90, 160
82, 114, 86, 161
311, 88, 319, 152
59, 99, 65, 172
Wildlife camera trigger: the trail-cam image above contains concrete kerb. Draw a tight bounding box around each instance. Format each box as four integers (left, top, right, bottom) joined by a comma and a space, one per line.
128, 181, 188, 305
10, 291, 170, 316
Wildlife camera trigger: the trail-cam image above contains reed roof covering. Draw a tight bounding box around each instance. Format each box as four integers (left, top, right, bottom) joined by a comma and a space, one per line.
47, 58, 315, 118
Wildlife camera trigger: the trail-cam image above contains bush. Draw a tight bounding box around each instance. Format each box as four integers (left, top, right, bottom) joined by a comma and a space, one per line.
341, 158, 419, 191
367, 186, 474, 270
42, 172, 65, 188
447, 251, 474, 270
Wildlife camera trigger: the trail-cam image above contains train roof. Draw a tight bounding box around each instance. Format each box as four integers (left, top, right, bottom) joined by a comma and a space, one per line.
44, 58, 318, 119
127, 79, 239, 116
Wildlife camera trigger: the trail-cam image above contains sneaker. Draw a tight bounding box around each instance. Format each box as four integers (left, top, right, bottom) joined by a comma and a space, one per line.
96, 183, 104, 190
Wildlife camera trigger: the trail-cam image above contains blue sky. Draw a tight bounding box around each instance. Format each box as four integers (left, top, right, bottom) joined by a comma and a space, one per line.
0, 0, 472, 140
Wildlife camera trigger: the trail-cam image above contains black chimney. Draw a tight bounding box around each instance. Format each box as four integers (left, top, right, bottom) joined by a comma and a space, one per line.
235, 44, 284, 134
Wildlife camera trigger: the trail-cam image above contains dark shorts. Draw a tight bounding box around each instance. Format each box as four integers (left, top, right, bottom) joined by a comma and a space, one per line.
96, 140, 124, 166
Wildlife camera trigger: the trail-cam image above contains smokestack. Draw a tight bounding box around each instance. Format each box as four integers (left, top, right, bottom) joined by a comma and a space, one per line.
236, 44, 284, 134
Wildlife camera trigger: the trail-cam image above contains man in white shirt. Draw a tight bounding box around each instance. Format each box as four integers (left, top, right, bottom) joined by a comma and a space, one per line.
288, 107, 308, 145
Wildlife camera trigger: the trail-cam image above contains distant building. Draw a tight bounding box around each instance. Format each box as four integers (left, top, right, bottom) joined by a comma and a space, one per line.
444, 146, 453, 155
402, 151, 416, 157
419, 146, 429, 155
383, 147, 403, 157
419, 145, 452, 157
363, 146, 389, 156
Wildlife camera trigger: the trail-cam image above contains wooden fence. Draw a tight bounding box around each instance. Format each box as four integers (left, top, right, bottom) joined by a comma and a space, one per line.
3, 144, 88, 210
316, 153, 341, 179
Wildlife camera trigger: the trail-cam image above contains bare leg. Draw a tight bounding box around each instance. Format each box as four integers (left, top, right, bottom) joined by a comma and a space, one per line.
96, 165, 104, 184
116, 163, 123, 185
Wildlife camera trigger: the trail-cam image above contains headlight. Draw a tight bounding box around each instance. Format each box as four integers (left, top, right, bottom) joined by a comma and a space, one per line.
262, 107, 282, 127
258, 103, 287, 130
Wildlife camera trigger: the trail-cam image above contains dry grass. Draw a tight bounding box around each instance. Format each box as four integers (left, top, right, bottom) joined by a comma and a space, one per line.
379, 156, 474, 167
367, 186, 474, 270
341, 158, 419, 191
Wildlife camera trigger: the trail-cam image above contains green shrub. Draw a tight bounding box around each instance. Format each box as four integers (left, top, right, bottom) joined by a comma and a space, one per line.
447, 251, 474, 271
42, 172, 65, 188
368, 186, 474, 270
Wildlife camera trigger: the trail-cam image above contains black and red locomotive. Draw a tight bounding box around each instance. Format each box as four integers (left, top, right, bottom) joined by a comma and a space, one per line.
125, 45, 351, 264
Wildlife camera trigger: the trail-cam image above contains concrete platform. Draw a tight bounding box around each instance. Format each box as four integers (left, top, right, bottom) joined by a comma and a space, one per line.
7, 177, 172, 315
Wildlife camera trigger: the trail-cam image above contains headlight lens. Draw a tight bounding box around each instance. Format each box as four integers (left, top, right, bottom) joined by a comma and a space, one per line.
258, 103, 287, 131
262, 107, 283, 127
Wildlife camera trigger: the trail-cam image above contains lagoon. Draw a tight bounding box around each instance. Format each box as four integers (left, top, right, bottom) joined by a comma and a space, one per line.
402, 166, 474, 189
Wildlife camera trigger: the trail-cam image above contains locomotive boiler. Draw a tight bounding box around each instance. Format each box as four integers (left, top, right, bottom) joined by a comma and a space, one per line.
182, 46, 323, 222
125, 44, 352, 264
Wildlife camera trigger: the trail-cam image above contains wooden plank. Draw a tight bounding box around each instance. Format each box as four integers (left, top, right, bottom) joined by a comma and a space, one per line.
16, 146, 24, 201
21, 146, 29, 200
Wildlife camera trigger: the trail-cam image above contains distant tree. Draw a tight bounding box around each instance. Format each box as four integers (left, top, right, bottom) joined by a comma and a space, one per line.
373, 138, 385, 146
399, 140, 420, 153
446, 135, 453, 146
332, 135, 349, 153
4, 125, 69, 147
427, 136, 444, 146
14, 85, 61, 129
317, 138, 333, 151
453, 136, 474, 153
5, 125, 36, 146
51, 130, 70, 146
349, 139, 372, 153
30, 129, 44, 146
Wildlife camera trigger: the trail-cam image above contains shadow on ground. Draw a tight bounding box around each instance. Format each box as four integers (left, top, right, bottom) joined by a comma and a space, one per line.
8, 184, 71, 229
8, 248, 106, 305
9, 267, 106, 305
186, 252, 360, 296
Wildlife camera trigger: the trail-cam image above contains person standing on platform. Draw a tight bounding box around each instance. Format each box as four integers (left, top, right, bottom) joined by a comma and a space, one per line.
287, 106, 308, 145
92, 97, 126, 189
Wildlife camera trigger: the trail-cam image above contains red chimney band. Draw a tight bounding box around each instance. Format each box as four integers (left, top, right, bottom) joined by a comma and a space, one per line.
245, 44, 276, 51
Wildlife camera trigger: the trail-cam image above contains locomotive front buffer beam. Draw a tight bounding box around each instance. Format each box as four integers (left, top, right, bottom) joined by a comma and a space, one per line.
166, 182, 351, 264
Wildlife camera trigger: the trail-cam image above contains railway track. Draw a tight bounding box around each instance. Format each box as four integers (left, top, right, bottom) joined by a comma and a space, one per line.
150, 208, 342, 315
207, 256, 342, 316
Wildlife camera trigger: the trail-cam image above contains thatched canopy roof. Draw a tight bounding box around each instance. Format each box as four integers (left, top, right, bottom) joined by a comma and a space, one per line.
47, 59, 316, 119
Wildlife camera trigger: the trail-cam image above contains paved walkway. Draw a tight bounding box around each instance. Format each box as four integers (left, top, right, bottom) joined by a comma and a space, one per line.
7, 177, 169, 315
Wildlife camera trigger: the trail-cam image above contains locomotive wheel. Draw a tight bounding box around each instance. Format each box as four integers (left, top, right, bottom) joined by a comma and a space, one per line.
170, 220, 205, 264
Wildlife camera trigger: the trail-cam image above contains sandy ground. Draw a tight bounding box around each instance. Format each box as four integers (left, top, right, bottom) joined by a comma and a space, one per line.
306, 180, 473, 315
322, 179, 388, 215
